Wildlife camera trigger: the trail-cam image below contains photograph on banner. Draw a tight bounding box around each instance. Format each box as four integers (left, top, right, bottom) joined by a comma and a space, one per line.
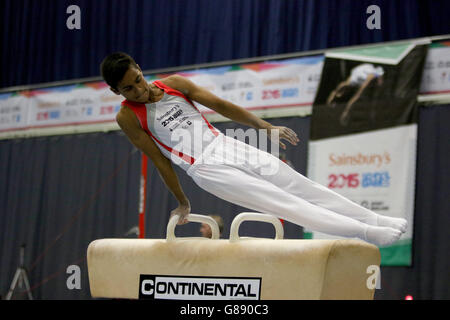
310, 43, 428, 141
307, 42, 428, 266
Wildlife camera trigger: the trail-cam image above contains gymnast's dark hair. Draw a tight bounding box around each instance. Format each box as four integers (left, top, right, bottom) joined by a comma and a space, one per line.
100, 52, 139, 90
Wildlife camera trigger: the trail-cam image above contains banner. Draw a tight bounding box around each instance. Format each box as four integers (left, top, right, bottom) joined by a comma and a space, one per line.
420, 41, 450, 95
0, 93, 30, 131
1, 39, 448, 135
0, 56, 323, 133
0, 83, 124, 132
27, 84, 123, 128
307, 42, 428, 266
174, 56, 323, 113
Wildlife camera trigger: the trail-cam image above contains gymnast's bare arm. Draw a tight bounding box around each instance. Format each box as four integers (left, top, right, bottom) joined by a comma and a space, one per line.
161, 75, 300, 150
116, 106, 191, 224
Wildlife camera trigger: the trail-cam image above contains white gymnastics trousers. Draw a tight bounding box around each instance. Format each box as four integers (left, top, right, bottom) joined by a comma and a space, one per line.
186, 134, 379, 240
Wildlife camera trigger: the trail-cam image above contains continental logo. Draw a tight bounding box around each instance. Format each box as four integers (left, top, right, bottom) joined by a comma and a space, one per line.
139, 275, 261, 300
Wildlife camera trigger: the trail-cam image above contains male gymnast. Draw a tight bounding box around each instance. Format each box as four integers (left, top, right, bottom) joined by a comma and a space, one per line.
327, 63, 385, 126
100, 52, 406, 247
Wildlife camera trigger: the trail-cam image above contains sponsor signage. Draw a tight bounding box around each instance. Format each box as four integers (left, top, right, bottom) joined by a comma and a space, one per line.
139, 275, 261, 300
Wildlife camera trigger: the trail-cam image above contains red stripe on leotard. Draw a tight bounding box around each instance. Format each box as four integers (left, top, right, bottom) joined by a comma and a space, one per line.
121, 99, 196, 165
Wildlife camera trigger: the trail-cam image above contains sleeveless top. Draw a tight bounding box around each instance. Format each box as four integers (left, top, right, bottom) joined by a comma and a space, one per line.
121, 80, 221, 171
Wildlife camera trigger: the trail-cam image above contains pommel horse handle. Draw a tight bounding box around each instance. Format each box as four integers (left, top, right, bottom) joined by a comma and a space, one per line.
166, 213, 220, 241
229, 212, 284, 242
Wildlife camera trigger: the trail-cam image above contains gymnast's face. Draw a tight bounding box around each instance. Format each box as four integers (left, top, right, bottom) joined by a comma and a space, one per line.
200, 223, 212, 238
113, 65, 150, 103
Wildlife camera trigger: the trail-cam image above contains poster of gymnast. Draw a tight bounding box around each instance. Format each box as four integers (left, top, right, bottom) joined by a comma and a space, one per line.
307, 42, 428, 266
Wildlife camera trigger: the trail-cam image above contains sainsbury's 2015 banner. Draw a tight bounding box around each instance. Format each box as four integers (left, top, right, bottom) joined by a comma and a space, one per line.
0, 56, 324, 133
307, 41, 429, 266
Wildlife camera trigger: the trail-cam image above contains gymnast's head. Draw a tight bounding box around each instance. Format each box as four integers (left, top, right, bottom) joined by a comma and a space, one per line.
200, 215, 224, 239
100, 52, 150, 103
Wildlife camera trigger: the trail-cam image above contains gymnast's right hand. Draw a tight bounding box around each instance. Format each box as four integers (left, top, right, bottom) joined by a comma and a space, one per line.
170, 202, 191, 225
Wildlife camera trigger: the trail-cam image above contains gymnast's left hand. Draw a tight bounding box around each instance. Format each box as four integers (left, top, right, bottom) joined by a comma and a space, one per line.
170, 202, 191, 225
267, 125, 299, 150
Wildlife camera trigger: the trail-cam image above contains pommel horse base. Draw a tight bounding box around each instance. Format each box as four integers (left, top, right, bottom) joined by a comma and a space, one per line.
87, 213, 380, 300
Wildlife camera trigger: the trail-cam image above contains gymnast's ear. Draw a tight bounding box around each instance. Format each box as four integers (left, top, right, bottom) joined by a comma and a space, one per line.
110, 87, 120, 95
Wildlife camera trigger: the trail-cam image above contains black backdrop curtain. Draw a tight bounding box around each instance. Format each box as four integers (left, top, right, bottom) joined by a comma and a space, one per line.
1, 104, 449, 299
1, 0, 450, 89
376, 103, 450, 300
0, 132, 141, 299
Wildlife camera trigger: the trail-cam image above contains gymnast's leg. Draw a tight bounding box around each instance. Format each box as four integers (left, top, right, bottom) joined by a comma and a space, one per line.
253, 150, 407, 233
188, 162, 401, 247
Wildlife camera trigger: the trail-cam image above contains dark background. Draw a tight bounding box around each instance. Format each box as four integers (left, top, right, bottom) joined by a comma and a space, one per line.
1, 0, 449, 300
1, 0, 450, 89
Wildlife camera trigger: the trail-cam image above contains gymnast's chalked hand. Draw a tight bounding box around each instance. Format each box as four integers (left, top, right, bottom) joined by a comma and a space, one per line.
267, 125, 300, 150
170, 203, 191, 225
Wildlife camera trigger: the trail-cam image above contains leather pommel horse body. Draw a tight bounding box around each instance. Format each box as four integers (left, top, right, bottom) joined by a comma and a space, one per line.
87, 213, 380, 300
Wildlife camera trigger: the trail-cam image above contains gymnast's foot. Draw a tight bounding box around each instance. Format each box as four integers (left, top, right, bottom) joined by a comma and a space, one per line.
376, 215, 408, 233
364, 226, 402, 247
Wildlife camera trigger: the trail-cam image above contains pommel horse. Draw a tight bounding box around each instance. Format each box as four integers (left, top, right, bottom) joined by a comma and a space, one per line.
87, 212, 380, 300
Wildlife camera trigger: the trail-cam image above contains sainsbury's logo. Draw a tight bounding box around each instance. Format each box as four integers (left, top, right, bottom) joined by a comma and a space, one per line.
329, 151, 391, 168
